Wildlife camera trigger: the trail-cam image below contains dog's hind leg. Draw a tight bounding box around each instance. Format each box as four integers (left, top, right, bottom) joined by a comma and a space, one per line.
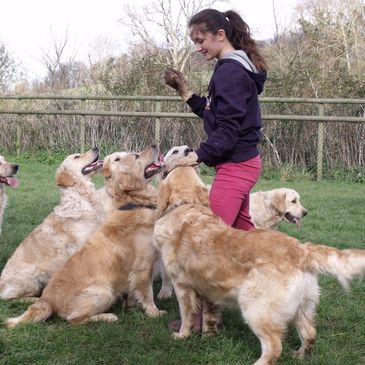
248, 319, 284, 365
292, 287, 319, 359
66, 285, 117, 324
202, 300, 223, 336
157, 262, 174, 300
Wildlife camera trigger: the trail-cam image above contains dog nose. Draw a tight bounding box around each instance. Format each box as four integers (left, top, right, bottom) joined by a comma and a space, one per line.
92, 146, 99, 152
13, 164, 19, 173
303, 210, 308, 216
184, 148, 193, 156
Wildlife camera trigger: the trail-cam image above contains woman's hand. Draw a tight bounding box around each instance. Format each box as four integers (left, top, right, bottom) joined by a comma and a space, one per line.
164, 68, 194, 102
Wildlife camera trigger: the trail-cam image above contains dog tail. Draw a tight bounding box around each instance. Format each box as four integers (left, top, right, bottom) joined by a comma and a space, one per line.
5, 299, 53, 329
305, 243, 365, 290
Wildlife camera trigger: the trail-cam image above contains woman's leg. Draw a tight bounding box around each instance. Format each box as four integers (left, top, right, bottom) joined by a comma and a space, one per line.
209, 155, 261, 230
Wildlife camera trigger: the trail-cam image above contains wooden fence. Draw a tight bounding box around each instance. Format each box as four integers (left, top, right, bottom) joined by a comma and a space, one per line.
0, 95, 364, 180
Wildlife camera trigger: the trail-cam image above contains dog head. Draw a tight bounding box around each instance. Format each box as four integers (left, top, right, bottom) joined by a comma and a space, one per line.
156, 163, 209, 218
269, 188, 308, 226
102, 144, 163, 202
56, 147, 103, 187
161, 145, 198, 179
0, 155, 19, 188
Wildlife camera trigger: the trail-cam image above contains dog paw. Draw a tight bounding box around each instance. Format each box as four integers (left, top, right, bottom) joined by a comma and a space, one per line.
172, 331, 190, 340
147, 309, 166, 317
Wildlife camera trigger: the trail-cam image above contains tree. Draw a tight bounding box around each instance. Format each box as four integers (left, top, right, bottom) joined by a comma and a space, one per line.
119, 0, 222, 71
40, 27, 83, 91
0, 40, 19, 92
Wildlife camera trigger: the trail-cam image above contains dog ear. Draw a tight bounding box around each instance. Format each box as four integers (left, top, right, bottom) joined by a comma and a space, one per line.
194, 184, 210, 206
156, 182, 172, 218
101, 165, 111, 178
56, 170, 75, 187
270, 191, 286, 214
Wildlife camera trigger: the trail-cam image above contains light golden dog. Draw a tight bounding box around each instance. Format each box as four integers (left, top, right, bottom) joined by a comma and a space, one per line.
153, 153, 365, 365
162, 146, 308, 229
6, 144, 165, 327
0, 155, 19, 234
250, 188, 308, 229
0, 148, 103, 300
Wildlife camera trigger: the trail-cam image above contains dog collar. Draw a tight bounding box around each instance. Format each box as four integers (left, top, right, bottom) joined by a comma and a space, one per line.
118, 203, 157, 211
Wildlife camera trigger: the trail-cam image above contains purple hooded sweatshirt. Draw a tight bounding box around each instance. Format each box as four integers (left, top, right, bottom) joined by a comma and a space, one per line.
187, 53, 267, 167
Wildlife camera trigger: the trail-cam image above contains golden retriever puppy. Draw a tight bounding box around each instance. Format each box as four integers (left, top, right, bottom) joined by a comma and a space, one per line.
250, 188, 308, 229
153, 153, 365, 365
0, 155, 19, 234
6, 144, 165, 327
0, 148, 103, 300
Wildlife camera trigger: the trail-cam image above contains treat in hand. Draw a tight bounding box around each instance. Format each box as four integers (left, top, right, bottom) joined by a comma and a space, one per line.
164, 68, 182, 90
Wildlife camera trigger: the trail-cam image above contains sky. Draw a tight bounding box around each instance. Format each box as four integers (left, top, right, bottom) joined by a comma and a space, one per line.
0, 0, 300, 81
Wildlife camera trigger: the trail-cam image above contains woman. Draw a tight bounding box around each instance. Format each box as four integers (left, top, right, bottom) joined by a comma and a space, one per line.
165, 8, 267, 230
164, 8, 267, 332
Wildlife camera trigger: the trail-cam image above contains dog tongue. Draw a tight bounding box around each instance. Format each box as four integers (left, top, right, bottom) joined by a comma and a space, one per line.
293, 217, 301, 227
5, 176, 19, 188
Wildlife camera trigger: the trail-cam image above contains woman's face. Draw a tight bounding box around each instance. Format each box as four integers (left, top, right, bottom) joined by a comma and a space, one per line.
189, 25, 224, 61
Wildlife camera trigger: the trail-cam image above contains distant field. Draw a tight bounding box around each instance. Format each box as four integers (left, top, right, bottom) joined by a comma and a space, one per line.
0, 158, 364, 365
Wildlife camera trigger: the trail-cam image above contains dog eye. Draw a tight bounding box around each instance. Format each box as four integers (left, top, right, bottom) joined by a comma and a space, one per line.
115, 158, 120, 162
292, 199, 297, 203
74, 155, 80, 159
134, 154, 140, 159
172, 150, 178, 154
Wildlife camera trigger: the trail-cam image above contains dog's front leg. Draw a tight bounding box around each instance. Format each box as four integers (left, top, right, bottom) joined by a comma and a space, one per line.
172, 282, 199, 339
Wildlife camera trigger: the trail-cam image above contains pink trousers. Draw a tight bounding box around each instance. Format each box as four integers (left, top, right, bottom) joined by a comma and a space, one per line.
209, 155, 261, 231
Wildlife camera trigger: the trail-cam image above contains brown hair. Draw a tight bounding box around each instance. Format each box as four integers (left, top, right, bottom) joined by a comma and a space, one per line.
188, 9, 267, 72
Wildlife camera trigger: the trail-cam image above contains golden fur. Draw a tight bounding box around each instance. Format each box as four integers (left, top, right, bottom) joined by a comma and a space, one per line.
250, 188, 308, 229
0, 148, 103, 300
153, 154, 365, 365
6, 144, 164, 327
0, 155, 19, 235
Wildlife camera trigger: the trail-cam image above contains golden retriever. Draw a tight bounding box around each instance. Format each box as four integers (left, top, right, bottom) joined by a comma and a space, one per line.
0, 155, 19, 234
250, 188, 308, 229
6, 144, 165, 327
153, 153, 365, 365
0, 148, 103, 300
162, 145, 308, 229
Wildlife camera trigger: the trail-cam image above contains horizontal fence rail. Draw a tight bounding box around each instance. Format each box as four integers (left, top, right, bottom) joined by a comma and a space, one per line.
0, 95, 364, 180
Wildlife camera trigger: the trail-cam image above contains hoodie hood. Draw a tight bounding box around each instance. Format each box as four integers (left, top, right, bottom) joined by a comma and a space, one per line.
221, 50, 267, 95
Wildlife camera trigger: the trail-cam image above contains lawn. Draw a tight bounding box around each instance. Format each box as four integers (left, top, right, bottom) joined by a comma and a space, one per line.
0, 157, 364, 365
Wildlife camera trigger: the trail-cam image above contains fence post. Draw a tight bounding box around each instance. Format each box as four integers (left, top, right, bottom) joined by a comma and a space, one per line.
80, 98, 86, 152
317, 104, 325, 181
16, 98, 23, 157
154, 101, 161, 145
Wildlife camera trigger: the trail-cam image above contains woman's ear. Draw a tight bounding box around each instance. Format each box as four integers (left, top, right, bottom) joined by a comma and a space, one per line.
217, 28, 226, 41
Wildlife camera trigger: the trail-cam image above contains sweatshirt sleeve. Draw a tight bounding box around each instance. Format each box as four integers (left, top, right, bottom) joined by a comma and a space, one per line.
186, 94, 207, 119
195, 64, 253, 166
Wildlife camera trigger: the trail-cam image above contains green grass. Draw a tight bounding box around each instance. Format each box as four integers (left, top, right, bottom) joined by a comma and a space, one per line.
0, 158, 364, 365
